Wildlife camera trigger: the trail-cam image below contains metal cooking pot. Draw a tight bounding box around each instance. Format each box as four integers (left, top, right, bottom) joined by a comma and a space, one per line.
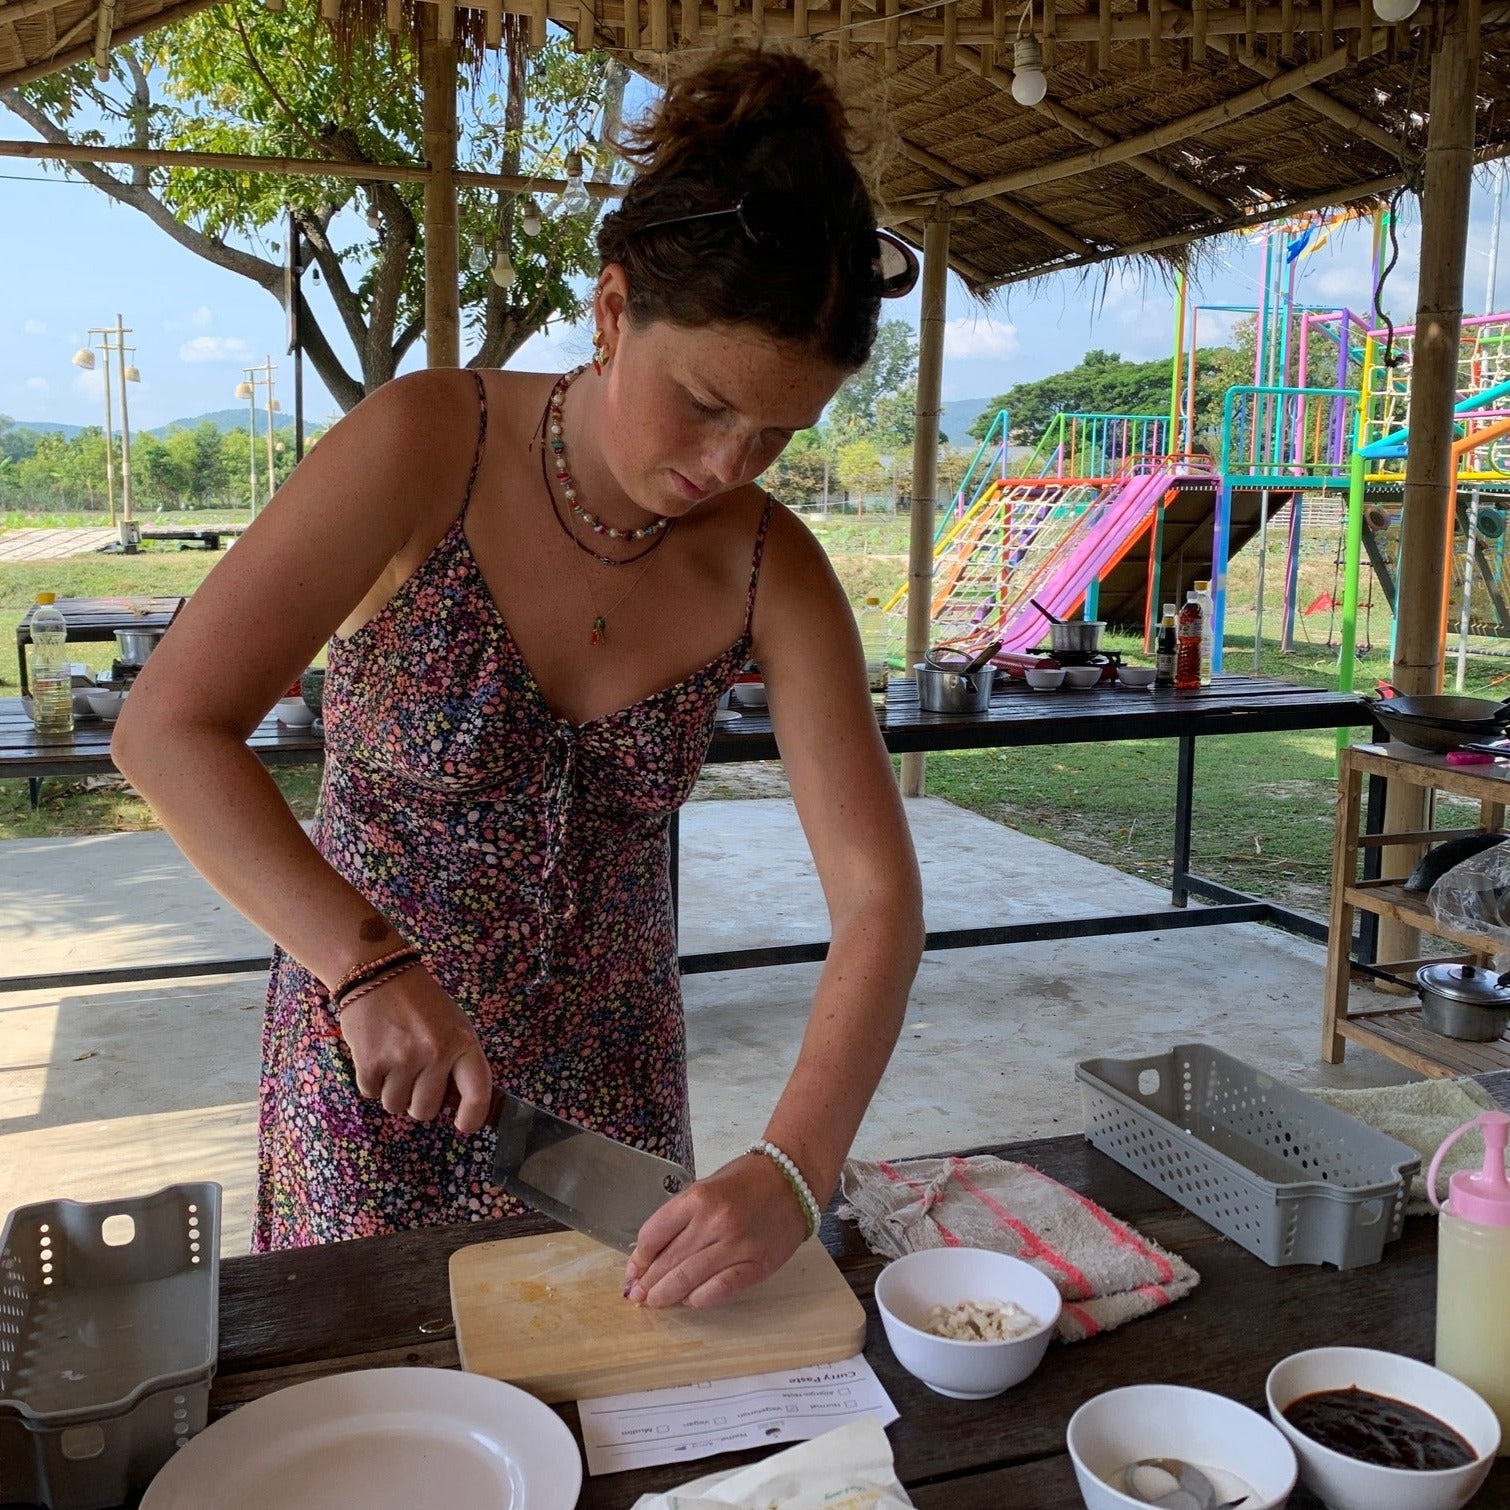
1367, 694, 1510, 753
1416, 963, 1510, 1042
1047, 620, 1104, 656
114, 627, 166, 666
915, 661, 995, 714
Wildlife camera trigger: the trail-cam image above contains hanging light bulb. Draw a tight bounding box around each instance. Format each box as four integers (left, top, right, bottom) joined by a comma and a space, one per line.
1011, 36, 1048, 107
521, 196, 542, 237
557, 151, 592, 216
491, 246, 516, 288
365, 202, 382, 230
468, 239, 489, 273
1372, 0, 1420, 21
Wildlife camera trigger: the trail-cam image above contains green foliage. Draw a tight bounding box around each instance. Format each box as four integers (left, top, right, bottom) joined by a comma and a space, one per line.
970, 348, 1177, 446
827, 321, 918, 448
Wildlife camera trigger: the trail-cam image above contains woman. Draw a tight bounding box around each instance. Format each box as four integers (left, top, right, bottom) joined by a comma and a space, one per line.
113, 46, 925, 1311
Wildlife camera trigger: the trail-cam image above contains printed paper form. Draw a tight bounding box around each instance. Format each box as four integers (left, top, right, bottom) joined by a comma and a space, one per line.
577, 1354, 899, 1476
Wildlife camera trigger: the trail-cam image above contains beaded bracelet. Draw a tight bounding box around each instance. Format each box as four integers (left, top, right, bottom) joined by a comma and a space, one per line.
331, 945, 422, 1012
747, 1139, 822, 1241
335, 958, 423, 1016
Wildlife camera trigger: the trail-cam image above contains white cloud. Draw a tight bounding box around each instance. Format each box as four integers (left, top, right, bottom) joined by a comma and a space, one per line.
179, 335, 253, 364
22, 318, 45, 336
191, 305, 213, 328
942, 316, 1020, 362
23, 376, 48, 393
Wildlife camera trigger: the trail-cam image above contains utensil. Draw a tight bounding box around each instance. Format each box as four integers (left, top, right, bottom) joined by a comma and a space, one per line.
925, 639, 1002, 674
489, 1089, 693, 1253
1415, 963, 1510, 1042
1125, 1457, 1248, 1508
1030, 596, 1066, 625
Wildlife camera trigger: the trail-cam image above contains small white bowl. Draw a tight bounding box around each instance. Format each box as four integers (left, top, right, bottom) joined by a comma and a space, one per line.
1117, 666, 1158, 689
731, 680, 768, 709
1062, 665, 1103, 689
873, 1247, 1061, 1400
1067, 1384, 1298, 1510
1024, 667, 1066, 692
274, 695, 315, 728
84, 688, 127, 722
1266, 1348, 1499, 1510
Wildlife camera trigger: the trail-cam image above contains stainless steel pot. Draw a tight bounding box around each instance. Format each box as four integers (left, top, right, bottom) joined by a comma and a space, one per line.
914, 661, 995, 714
114, 627, 166, 666
1416, 963, 1510, 1042
1047, 621, 1104, 656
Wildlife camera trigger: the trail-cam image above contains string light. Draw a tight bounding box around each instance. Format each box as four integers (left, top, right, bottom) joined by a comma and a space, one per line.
521, 196, 542, 236
557, 151, 591, 216
491, 246, 516, 288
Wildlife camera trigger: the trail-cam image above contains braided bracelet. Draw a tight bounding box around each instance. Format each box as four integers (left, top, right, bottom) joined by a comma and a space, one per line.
747, 1139, 822, 1240
335, 958, 423, 1015
332, 946, 422, 1012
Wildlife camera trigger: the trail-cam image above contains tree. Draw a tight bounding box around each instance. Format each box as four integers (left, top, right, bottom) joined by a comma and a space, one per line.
761, 428, 832, 507
827, 320, 918, 446
6, 13, 626, 411
969, 349, 1177, 447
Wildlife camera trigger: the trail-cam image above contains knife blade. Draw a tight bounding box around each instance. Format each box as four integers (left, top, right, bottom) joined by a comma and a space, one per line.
488, 1089, 695, 1254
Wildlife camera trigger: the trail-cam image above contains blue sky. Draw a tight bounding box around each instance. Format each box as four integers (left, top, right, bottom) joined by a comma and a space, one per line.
0, 112, 1506, 434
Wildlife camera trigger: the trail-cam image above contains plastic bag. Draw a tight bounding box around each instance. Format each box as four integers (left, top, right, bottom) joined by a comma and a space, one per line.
1429, 842, 1510, 944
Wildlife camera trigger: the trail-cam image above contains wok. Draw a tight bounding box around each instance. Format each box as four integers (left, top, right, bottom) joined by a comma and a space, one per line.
1368, 696, 1510, 753
1373, 689, 1510, 724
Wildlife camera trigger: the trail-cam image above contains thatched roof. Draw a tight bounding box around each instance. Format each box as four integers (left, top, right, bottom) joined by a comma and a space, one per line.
3, 0, 1507, 289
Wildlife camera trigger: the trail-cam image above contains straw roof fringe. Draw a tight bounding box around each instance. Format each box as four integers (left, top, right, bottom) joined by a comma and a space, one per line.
2, 0, 1507, 289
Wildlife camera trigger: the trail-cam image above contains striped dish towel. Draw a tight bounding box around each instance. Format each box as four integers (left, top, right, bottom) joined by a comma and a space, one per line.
838, 1155, 1199, 1343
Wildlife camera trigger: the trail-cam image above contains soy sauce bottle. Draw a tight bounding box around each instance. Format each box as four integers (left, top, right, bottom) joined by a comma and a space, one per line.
1154, 603, 1177, 688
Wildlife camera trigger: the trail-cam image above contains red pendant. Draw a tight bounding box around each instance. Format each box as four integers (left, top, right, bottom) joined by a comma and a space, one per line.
591, 616, 606, 646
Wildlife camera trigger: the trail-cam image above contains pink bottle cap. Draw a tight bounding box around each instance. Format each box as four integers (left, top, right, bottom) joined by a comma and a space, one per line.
1428, 1110, 1510, 1227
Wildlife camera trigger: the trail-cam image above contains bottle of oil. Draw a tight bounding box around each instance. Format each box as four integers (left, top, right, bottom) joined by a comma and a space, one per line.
29, 592, 74, 736
1174, 591, 1203, 691
1431, 1109, 1510, 1452
1154, 603, 1177, 688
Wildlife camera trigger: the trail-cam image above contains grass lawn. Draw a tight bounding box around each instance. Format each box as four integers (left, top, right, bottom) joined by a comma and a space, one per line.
5, 508, 1506, 918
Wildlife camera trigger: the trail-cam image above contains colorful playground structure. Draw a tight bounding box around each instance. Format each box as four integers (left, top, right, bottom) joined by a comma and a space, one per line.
885, 209, 1510, 688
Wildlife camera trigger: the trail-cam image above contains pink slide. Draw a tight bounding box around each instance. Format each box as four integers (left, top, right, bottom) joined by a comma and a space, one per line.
996, 472, 1174, 652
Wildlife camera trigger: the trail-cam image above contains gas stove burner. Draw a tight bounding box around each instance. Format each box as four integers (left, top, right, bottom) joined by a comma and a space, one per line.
111, 657, 145, 684
1029, 647, 1124, 668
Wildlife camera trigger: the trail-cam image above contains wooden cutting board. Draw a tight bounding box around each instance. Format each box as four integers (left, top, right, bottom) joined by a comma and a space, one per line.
449, 1231, 867, 1402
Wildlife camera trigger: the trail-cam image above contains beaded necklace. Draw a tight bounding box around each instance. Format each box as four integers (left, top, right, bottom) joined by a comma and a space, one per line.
548, 366, 672, 543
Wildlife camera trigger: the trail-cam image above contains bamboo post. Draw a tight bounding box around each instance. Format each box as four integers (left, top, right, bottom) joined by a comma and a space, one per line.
1374, 0, 1481, 968
420, 13, 460, 368
901, 210, 951, 799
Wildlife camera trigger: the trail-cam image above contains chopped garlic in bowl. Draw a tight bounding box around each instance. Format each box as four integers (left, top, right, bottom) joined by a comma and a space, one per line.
924, 1298, 1042, 1342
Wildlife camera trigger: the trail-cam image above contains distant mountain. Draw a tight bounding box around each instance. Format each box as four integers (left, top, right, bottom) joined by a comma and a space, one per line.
6, 408, 299, 441
939, 396, 1000, 447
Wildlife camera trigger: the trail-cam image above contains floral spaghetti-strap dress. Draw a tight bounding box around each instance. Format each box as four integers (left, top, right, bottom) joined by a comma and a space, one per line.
252, 376, 773, 1250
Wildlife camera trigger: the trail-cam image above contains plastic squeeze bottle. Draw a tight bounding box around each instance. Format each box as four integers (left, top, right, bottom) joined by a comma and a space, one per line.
857, 596, 889, 710
1193, 579, 1216, 685
1174, 592, 1202, 691
1154, 603, 1177, 688
1430, 1108, 1510, 1451
29, 592, 74, 736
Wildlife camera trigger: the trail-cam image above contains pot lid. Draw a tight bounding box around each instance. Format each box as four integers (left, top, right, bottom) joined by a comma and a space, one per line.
1416, 963, 1510, 1005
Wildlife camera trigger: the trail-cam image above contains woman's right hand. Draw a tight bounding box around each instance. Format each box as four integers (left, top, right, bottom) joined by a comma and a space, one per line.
337, 969, 494, 1134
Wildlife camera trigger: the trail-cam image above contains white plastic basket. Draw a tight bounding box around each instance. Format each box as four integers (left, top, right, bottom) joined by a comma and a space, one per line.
0, 1182, 220, 1509
1076, 1045, 1419, 1270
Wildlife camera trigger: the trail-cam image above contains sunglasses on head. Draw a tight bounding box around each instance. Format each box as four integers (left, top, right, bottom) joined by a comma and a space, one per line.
636, 189, 921, 300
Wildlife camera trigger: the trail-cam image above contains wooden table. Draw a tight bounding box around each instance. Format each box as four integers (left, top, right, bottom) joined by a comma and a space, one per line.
679, 674, 1373, 973
91, 1131, 1510, 1508
12, 595, 185, 696
0, 677, 1370, 995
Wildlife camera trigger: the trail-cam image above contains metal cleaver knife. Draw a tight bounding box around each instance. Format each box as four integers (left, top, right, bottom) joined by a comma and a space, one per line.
488, 1089, 695, 1254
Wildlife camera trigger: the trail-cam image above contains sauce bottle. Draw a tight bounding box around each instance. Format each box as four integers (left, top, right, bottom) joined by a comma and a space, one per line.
1174, 591, 1202, 691
1154, 603, 1177, 688
1430, 1108, 1510, 1451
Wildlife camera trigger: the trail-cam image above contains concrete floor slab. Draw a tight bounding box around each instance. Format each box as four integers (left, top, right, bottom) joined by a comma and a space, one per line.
0, 798, 1414, 1253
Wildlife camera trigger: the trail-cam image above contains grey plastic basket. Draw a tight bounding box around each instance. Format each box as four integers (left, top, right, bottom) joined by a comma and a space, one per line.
1076, 1045, 1419, 1270
0, 1182, 220, 1510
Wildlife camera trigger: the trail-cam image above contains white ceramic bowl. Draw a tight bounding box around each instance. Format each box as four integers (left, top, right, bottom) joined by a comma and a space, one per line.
873, 1247, 1061, 1400
1266, 1348, 1499, 1510
84, 688, 127, 722
1067, 1384, 1298, 1510
1024, 667, 1066, 692
1063, 665, 1103, 689
731, 680, 768, 709
1117, 666, 1157, 688
274, 695, 316, 728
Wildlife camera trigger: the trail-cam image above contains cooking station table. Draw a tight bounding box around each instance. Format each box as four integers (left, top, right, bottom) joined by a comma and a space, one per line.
0, 677, 1370, 995
12, 595, 185, 696
89, 1130, 1510, 1509
679, 674, 1373, 974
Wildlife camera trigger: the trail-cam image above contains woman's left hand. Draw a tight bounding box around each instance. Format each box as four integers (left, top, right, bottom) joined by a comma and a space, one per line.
623, 1152, 811, 1309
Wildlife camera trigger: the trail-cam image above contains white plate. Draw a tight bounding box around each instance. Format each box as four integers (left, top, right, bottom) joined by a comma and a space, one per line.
141, 1367, 581, 1510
